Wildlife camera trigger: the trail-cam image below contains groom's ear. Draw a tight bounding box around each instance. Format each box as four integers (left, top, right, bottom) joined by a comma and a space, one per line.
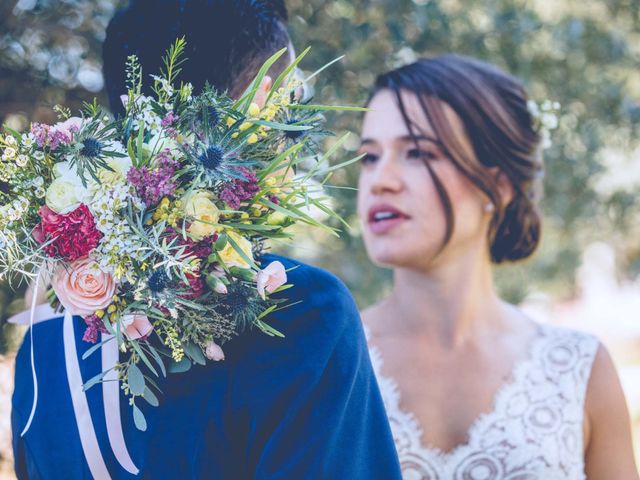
254, 76, 273, 108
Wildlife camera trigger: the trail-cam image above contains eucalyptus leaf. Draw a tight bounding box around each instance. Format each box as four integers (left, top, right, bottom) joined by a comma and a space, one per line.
143, 386, 159, 407
128, 364, 146, 396
133, 404, 147, 431
168, 357, 192, 373
183, 342, 206, 366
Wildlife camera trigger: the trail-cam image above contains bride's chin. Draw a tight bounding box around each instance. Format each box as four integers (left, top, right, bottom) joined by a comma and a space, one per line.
367, 249, 419, 270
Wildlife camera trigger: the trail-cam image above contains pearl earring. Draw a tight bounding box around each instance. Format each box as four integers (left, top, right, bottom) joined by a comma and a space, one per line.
484, 202, 495, 213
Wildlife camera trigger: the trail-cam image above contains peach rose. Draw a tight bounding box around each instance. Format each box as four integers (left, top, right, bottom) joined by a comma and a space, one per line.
122, 314, 154, 340
256, 261, 287, 300
51, 256, 116, 317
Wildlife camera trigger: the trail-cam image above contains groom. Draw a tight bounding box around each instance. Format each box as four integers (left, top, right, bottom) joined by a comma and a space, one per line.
11, 1, 401, 479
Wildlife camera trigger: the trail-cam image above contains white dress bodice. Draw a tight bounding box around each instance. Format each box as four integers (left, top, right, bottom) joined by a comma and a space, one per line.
368, 323, 599, 480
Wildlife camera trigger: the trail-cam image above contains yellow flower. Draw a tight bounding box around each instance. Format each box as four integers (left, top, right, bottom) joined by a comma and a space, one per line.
239, 122, 252, 132
181, 189, 220, 240
248, 102, 261, 117
226, 117, 235, 127
217, 231, 253, 268
247, 133, 258, 144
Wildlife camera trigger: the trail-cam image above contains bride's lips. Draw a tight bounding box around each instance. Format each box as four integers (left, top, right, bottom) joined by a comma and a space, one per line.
367, 204, 410, 234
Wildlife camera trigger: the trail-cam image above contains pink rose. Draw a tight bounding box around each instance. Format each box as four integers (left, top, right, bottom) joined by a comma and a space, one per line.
256, 261, 287, 300
122, 314, 154, 340
204, 340, 225, 361
51, 257, 116, 317
53, 117, 83, 139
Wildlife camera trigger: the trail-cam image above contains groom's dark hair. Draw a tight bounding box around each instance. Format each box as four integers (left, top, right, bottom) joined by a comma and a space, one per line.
103, 0, 290, 116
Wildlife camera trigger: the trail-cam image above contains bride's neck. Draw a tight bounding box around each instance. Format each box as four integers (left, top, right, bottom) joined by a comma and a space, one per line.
386, 245, 504, 348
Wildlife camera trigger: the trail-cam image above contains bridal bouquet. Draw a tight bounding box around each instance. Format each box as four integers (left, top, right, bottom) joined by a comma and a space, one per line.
0, 39, 360, 428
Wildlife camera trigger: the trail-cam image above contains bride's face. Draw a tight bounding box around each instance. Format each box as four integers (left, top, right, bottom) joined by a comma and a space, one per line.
357, 89, 491, 271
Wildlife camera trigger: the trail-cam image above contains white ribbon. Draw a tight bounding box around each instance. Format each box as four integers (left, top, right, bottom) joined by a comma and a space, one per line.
102, 333, 139, 475
8, 302, 139, 477
18, 272, 42, 436
63, 309, 112, 479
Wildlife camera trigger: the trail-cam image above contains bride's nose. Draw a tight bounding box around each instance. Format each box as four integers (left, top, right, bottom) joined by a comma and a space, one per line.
369, 154, 404, 195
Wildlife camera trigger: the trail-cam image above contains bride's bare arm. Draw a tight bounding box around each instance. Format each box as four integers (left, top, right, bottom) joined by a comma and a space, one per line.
584, 343, 639, 479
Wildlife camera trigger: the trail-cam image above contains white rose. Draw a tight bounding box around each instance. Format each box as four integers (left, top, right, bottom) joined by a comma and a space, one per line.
53, 161, 83, 182
45, 176, 89, 214
95, 155, 132, 186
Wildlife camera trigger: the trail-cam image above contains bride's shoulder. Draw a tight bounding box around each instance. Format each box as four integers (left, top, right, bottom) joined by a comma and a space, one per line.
360, 301, 392, 343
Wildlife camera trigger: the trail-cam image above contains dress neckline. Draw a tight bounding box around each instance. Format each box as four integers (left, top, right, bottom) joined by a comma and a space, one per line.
367, 322, 550, 462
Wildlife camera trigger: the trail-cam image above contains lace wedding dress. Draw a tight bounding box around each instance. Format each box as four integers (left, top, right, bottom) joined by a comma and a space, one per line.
369, 323, 599, 480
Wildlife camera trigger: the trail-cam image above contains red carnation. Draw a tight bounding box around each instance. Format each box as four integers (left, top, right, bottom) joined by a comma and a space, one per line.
35, 204, 103, 261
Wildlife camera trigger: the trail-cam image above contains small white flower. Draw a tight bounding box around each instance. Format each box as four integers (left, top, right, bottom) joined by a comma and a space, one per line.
22, 134, 35, 149
5, 135, 17, 146
2, 147, 16, 159
33, 151, 45, 160
15, 154, 28, 167
35, 186, 46, 198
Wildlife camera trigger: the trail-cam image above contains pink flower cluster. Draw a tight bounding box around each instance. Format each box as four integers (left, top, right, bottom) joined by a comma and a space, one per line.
127, 148, 180, 206
30, 118, 81, 150
161, 113, 178, 138
219, 167, 260, 209
33, 205, 103, 261
82, 313, 108, 343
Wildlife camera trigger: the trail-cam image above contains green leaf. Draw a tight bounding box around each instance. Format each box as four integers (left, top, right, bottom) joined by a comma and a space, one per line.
168, 357, 192, 373
142, 386, 159, 407
266, 46, 311, 103
82, 370, 110, 392
233, 48, 288, 112
251, 119, 313, 131
130, 340, 158, 377
133, 404, 147, 431
81, 336, 113, 360
219, 222, 280, 232
258, 142, 304, 180
303, 54, 344, 83
226, 233, 259, 270
287, 104, 370, 112
147, 345, 167, 377
136, 121, 145, 165
254, 318, 285, 338
128, 364, 145, 396
183, 342, 206, 366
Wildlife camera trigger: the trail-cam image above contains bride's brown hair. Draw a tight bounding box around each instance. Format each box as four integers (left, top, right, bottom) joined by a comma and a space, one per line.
371, 54, 544, 263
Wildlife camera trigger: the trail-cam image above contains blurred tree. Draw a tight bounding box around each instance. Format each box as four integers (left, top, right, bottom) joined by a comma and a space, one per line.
0, 0, 639, 351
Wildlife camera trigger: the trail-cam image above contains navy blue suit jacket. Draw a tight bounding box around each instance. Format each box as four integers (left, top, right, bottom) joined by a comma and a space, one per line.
12, 255, 401, 479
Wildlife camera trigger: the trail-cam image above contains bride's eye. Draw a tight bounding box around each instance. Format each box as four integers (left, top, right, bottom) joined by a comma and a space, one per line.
407, 148, 438, 161
360, 152, 379, 164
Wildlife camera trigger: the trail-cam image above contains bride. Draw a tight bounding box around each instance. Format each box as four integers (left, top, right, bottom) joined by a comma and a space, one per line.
357, 54, 638, 479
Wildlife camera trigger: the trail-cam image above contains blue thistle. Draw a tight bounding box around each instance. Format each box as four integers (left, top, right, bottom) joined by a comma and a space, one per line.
284, 119, 305, 140
207, 107, 220, 127
199, 145, 225, 171
80, 138, 103, 158
148, 269, 170, 293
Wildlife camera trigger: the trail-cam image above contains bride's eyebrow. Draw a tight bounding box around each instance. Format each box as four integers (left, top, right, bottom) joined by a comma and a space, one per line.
398, 134, 442, 146
359, 138, 378, 147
